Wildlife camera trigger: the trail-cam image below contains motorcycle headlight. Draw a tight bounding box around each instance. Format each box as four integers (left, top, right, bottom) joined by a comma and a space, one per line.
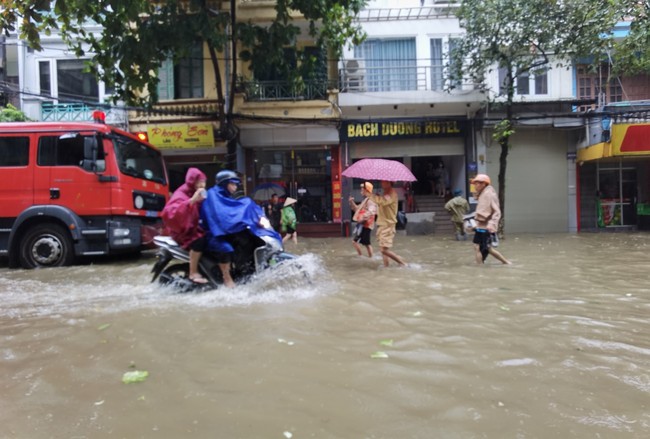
261, 235, 282, 252
259, 216, 271, 229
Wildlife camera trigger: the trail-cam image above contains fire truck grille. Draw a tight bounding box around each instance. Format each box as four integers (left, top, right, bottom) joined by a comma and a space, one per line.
132, 191, 166, 212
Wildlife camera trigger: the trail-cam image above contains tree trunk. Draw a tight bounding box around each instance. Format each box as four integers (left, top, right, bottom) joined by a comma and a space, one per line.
497, 135, 509, 235
497, 71, 515, 236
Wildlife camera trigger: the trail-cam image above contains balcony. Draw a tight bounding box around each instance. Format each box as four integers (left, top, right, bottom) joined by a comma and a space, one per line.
357, 2, 461, 21
238, 79, 336, 102
339, 63, 477, 94
40, 102, 127, 127
337, 63, 484, 116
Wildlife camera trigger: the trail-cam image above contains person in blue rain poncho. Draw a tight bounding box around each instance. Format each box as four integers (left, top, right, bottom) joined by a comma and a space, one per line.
200, 170, 282, 288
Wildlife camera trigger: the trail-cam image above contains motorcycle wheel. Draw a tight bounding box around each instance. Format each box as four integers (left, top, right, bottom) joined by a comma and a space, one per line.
159, 263, 198, 293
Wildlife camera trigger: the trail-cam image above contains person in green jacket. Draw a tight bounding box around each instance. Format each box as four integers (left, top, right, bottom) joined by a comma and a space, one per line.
281, 197, 298, 245
445, 189, 470, 241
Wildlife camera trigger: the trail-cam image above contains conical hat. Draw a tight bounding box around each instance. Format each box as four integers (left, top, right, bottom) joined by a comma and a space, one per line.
283, 197, 297, 207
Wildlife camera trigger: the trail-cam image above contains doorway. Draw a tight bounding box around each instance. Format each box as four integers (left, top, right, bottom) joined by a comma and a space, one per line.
597, 161, 637, 227
255, 148, 333, 223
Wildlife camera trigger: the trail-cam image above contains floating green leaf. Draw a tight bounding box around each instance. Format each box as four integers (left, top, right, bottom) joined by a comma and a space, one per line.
371, 351, 389, 359
122, 370, 149, 384
379, 339, 393, 347
97, 323, 111, 331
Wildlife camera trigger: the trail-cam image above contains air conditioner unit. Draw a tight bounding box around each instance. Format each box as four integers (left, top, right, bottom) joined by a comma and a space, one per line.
342, 59, 366, 92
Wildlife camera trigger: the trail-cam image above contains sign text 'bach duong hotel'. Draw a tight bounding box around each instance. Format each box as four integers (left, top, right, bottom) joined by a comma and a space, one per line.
341, 119, 468, 142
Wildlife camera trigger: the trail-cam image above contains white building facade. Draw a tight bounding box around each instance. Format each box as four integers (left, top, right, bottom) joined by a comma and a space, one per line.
340, 0, 583, 233
4, 27, 126, 127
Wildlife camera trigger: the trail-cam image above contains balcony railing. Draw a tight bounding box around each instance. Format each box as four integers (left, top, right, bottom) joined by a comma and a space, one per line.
238, 66, 478, 102
239, 79, 336, 102
356, 2, 461, 22
339, 64, 477, 93
41, 102, 94, 122
40, 102, 127, 127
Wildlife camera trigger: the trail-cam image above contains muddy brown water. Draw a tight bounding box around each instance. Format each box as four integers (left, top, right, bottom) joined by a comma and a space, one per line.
1, 233, 649, 438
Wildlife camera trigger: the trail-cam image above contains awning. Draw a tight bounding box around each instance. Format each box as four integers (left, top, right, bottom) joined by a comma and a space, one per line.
577, 142, 611, 162
577, 123, 650, 162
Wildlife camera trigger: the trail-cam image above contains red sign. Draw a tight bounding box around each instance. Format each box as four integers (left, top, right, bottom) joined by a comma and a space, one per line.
330, 146, 341, 222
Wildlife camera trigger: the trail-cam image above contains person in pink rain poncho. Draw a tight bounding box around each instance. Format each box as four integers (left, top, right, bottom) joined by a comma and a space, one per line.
161, 168, 208, 283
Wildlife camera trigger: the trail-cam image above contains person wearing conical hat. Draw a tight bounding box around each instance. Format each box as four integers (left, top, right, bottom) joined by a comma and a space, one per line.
281, 197, 298, 245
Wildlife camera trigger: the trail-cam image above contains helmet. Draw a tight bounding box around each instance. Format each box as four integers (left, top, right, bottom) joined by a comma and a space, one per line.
216, 170, 240, 187
471, 174, 491, 185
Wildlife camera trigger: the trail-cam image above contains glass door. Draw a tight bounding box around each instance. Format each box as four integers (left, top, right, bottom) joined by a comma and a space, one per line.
597, 161, 636, 227
255, 148, 333, 223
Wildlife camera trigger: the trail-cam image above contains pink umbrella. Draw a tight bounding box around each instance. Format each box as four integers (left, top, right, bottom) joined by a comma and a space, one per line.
342, 158, 417, 182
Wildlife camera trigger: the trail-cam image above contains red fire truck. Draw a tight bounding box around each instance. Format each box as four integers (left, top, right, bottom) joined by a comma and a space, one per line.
0, 122, 169, 268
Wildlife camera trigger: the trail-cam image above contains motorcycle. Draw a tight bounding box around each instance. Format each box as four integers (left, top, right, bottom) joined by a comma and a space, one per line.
151, 227, 296, 293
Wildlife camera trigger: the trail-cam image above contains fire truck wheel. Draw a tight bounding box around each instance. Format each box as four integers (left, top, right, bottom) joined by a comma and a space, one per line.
19, 223, 75, 268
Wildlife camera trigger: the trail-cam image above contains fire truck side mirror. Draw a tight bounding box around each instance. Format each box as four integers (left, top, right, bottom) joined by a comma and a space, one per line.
82, 137, 99, 173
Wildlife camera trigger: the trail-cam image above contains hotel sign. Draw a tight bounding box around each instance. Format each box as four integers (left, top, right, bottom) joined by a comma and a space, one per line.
147, 123, 214, 148
341, 119, 467, 142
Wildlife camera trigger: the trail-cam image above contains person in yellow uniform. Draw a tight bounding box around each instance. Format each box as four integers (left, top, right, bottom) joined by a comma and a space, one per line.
365, 180, 407, 267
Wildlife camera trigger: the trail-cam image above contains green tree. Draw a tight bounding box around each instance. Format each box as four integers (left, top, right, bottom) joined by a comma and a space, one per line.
1, 0, 366, 162
0, 104, 30, 122
611, 1, 650, 75
451, 0, 618, 233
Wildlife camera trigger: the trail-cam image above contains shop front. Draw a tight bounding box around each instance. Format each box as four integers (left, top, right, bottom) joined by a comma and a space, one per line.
341, 118, 472, 214
578, 122, 650, 230
139, 122, 226, 191
240, 123, 343, 236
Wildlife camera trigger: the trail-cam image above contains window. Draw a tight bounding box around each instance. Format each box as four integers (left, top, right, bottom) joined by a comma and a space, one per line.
39, 61, 51, 98
0, 137, 29, 167
431, 38, 462, 91
38, 135, 104, 168
175, 43, 204, 99
534, 68, 548, 94
516, 71, 530, 95
577, 64, 623, 109
157, 43, 204, 100
498, 64, 548, 96
56, 59, 99, 103
447, 38, 462, 89
430, 39, 443, 90
498, 67, 510, 95
355, 38, 416, 92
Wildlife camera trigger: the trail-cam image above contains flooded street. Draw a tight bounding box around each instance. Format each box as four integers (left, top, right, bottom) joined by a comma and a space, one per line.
1, 233, 649, 438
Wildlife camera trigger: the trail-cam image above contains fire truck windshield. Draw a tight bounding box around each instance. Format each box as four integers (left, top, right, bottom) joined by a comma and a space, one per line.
113, 134, 166, 185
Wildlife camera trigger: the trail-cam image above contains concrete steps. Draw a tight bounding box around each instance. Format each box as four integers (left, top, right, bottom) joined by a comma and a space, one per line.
412, 195, 457, 236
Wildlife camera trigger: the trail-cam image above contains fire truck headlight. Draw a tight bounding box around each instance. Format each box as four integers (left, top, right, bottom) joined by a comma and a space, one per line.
113, 228, 131, 237
134, 195, 144, 209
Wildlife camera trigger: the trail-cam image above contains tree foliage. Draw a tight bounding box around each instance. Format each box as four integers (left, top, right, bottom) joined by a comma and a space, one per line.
611, 0, 650, 74
1, 0, 366, 138
0, 104, 30, 122
451, 0, 619, 233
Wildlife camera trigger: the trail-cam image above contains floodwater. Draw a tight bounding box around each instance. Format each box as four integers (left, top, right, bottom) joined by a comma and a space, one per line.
1, 233, 649, 439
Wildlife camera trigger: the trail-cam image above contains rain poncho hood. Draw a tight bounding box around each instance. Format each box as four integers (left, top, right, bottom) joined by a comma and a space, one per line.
200, 185, 281, 253
161, 168, 206, 249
